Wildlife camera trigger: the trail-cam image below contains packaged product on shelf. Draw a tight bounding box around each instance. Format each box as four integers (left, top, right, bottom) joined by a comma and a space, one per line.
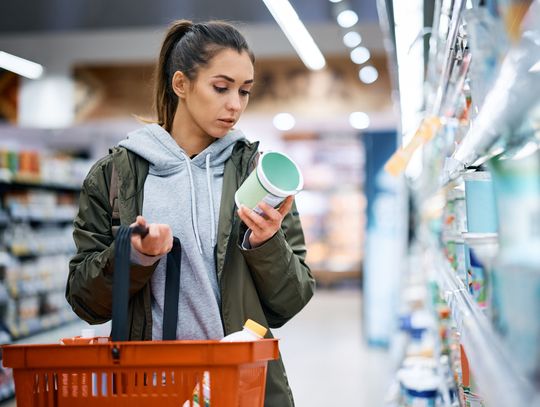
444, 187, 467, 234
454, 241, 468, 285
463, 172, 498, 234
463, 6, 509, 113
489, 151, 540, 266
490, 263, 540, 381
488, 151, 540, 381
465, 249, 487, 310
397, 366, 440, 407
399, 310, 436, 359
456, 0, 540, 165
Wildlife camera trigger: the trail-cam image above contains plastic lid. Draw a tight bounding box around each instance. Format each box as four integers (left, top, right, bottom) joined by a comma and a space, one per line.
256, 151, 304, 197
244, 319, 267, 338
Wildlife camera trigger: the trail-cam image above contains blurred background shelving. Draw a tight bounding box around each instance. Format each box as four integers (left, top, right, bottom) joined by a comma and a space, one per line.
382, 0, 540, 406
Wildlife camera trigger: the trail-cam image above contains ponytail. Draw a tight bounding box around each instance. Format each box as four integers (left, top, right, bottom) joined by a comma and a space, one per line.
154, 19, 254, 133
154, 20, 193, 132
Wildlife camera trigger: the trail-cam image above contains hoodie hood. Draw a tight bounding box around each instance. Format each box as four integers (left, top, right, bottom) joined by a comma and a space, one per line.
118, 123, 246, 176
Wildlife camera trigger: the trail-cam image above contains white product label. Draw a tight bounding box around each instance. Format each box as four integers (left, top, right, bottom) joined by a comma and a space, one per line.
254, 193, 285, 215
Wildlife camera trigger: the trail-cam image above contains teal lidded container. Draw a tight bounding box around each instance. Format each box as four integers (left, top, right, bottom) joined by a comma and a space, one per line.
235, 151, 303, 214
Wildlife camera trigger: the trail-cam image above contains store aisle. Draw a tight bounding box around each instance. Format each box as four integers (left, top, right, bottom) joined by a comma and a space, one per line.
274, 286, 391, 407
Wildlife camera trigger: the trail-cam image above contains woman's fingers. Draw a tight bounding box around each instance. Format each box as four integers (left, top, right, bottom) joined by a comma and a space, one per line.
277, 196, 294, 217
256, 201, 281, 222
130, 222, 173, 256
238, 206, 265, 232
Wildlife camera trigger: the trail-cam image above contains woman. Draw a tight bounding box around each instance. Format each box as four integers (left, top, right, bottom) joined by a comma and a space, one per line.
66, 20, 315, 406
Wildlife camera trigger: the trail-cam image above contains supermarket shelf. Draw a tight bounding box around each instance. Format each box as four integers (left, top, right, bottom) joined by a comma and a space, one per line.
12, 216, 75, 226
6, 282, 65, 300
434, 250, 540, 407
8, 311, 80, 341
0, 179, 81, 193
442, 28, 540, 184
431, 0, 466, 115
8, 249, 75, 260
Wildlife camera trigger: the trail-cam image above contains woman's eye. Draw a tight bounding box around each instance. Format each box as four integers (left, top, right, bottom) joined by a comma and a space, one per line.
214, 86, 228, 93
240, 89, 251, 96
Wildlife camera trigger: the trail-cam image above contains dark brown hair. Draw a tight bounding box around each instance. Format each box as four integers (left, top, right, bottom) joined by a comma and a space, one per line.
155, 20, 255, 132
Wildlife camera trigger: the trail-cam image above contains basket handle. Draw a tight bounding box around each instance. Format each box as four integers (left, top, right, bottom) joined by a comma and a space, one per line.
111, 225, 181, 341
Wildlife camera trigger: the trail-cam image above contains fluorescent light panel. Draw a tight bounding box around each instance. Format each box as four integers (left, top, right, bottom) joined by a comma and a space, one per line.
0, 51, 43, 79
262, 0, 326, 70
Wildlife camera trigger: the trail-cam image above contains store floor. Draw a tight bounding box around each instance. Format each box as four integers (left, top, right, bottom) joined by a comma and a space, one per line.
2, 286, 391, 406
274, 286, 391, 406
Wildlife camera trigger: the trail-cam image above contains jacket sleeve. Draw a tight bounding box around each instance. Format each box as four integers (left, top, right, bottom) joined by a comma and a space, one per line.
238, 202, 315, 328
66, 160, 157, 324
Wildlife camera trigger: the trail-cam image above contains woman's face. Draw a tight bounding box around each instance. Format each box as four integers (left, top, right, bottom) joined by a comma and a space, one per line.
180, 49, 254, 139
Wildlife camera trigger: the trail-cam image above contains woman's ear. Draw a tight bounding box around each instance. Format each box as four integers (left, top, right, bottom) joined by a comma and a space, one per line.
172, 71, 187, 99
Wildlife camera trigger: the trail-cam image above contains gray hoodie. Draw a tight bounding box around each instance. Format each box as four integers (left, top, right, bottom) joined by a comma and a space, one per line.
118, 123, 246, 340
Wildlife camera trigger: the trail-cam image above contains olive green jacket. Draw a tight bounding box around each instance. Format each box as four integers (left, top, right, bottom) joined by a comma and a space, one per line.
66, 139, 315, 407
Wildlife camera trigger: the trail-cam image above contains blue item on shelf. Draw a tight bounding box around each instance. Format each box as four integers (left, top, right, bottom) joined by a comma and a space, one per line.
463, 172, 498, 234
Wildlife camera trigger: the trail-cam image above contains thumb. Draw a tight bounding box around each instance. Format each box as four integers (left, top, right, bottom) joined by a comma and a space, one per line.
136, 216, 146, 227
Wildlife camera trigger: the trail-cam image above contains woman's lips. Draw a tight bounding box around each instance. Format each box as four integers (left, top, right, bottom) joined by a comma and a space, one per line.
218, 118, 235, 127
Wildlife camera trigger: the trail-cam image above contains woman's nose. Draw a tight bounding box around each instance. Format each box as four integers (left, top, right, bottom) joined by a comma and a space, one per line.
226, 93, 242, 111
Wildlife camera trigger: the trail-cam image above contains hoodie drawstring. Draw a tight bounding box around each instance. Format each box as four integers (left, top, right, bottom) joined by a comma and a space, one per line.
181, 152, 204, 255
205, 154, 216, 248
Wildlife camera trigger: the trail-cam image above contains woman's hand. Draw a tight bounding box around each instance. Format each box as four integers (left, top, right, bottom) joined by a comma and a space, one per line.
237, 196, 294, 248
130, 216, 173, 256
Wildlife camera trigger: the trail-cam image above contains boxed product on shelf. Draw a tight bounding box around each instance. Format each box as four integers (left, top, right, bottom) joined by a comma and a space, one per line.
0, 146, 93, 188
3, 190, 78, 223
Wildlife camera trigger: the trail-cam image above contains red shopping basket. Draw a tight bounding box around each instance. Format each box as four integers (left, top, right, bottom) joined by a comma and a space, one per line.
2, 338, 279, 406
2, 224, 280, 406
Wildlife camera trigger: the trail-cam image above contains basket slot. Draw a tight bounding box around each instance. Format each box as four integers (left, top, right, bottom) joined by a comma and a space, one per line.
35, 372, 48, 406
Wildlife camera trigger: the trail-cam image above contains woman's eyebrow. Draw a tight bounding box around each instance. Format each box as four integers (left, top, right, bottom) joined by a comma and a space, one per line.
212, 74, 254, 84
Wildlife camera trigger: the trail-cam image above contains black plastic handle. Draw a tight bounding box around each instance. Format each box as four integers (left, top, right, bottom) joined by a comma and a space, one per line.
111, 225, 133, 342
131, 224, 149, 238
111, 224, 180, 342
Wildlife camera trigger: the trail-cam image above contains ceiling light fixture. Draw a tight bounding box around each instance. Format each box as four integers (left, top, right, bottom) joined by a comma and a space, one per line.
350, 46, 370, 64
0, 51, 44, 79
336, 10, 359, 28
273, 112, 296, 131
359, 66, 379, 84
262, 0, 326, 70
349, 112, 370, 129
343, 31, 362, 48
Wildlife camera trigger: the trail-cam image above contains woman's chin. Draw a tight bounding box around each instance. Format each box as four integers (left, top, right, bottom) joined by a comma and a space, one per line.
209, 130, 229, 139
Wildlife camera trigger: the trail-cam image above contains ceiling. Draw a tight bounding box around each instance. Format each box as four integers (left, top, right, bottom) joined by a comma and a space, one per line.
0, 0, 379, 34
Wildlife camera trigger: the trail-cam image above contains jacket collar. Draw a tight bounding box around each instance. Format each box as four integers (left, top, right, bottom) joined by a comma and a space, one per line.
215, 140, 259, 279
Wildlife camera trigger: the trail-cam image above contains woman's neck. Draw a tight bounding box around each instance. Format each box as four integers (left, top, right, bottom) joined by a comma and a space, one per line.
170, 109, 213, 157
